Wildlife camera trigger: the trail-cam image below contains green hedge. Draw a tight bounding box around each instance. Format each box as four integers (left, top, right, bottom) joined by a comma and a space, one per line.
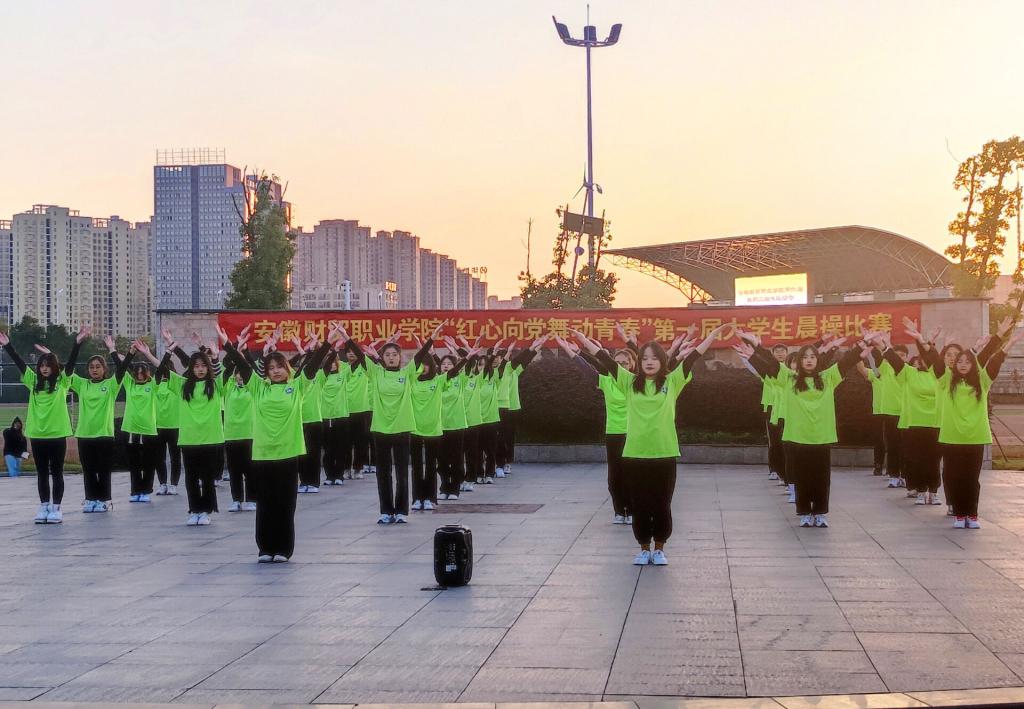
518, 356, 877, 446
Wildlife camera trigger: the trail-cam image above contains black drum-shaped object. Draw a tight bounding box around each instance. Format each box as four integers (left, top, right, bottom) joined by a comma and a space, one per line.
434, 524, 473, 587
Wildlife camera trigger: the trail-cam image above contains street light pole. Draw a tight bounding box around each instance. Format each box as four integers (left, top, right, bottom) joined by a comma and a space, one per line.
553, 12, 622, 273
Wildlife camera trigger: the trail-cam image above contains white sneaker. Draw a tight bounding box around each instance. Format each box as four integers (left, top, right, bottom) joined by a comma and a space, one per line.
465, 483, 475, 492
505, 464, 512, 475
333, 479, 344, 486
423, 500, 434, 511
369, 465, 377, 474
128, 494, 141, 503
496, 469, 506, 478
257, 554, 273, 563
814, 514, 829, 528
167, 485, 178, 495
768, 471, 779, 480
440, 493, 449, 501
82, 500, 96, 513
377, 514, 392, 525
412, 500, 423, 511
197, 512, 211, 526
186, 514, 200, 526
355, 469, 365, 479
93, 501, 109, 513
228, 501, 242, 512
613, 514, 626, 525
625, 515, 633, 525
915, 493, 926, 505
447, 494, 459, 501
787, 484, 796, 503
306, 486, 319, 494
155, 484, 168, 495
46, 504, 62, 524
322, 479, 334, 487
459, 482, 468, 492
953, 516, 966, 529
242, 502, 257, 511
930, 495, 943, 506
483, 477, 494, 485
897, 478, 907, 488
651, 550, 668, 566
272, 554, 289, 563
139, 494, 151, 503
799, 515, 813, 527
297, 485, 309, 494
34, 503, 50, 524
394, 514, 408, 524
343, 470, 352, 480
967, 516, 981, 530
633, 550, 652, 565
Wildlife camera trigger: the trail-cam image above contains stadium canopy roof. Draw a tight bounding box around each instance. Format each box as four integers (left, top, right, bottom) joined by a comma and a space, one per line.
604, 225, 953, 303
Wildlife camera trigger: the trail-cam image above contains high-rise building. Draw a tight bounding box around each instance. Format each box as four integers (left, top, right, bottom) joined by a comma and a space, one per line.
419, 249, 441, 309
439, 255, 458, 310
471, 276, 488, 310
292, 219, 371, 308
0, 220, 12, 325
371, 230, 420, 309
153, 149, 289, 310
487, 295, 522, 310
456, 268, 472, 309
10, 205, 152, 334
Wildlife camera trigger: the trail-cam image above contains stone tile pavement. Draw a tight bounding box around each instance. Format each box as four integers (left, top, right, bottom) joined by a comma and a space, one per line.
0, 462, 1024, 704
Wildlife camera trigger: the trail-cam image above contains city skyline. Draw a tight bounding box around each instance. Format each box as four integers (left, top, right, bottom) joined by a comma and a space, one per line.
4, 1, 1024, 307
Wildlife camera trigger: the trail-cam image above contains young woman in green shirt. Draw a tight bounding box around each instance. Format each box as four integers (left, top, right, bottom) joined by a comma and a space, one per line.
409, 353, 446, 511
344, 346, 372, 480
220, 324, 334, 561
576, 324, 728, 567
112, 339, 163, 504
290, 335, 327, 493
436, 341, 479, 500
320, 349, 351, 487
494, 341, 542, 478
156, 341, 225, 527
222, 350, 256, 512
740, 331, 865, 530
0, 328, 84, 524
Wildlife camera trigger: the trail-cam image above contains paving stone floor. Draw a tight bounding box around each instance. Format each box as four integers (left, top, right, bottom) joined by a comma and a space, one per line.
1, 463, 1023, 704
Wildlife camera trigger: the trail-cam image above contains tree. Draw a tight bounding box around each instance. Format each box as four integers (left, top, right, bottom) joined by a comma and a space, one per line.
225, 172, 296, 310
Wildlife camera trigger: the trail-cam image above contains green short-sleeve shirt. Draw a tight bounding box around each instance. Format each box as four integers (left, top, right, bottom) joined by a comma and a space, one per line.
367, 360, 417, 434
21, 369, 73, 439
896, 366, 940, 430
442, 372, 469, 431
223, 376, 254, 441
69, 374, 119, 439
937, 369, 993, 445
777, 365, 843, 445
411, 374, 445, 437
320, 368, 349, 420
122, 377, 158, 436
247, 374, 307, 460
614, 365, 691, 459
598, 373, 628, 435
166, 372, 225, 446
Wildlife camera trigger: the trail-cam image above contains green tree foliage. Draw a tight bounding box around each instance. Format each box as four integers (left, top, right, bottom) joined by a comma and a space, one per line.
225, 173, 296, 310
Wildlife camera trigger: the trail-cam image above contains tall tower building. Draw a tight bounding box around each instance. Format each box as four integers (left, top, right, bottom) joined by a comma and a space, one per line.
292, 219, 371, 308
455, 268, 472, 309
438, 255, 458, 310
419, 249, 441, 309
471, 276, 488, 310
0, 220, 12, 325
153, 149, 289, 310
370, 230, 420, 309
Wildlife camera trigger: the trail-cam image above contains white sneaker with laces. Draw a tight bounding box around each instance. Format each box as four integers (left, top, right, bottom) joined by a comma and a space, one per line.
156, 484, 168, 495
93, 501, 108, 513
139, 494, 151, 503
423, 500, 434, 511
322, 479, 334, 487
787, 484, 796, 503
186, 513, 200, 526
228, 501, 242, 512
613, 514, 626, 525
930, 495, 943, 506
257, 554, 273, 563
46, 504, 62, 524
377, 514, 392, 525
814, 514, 829, 528
496, 469, 506, 478
272, 554, 289, 563
915, 493, 926, 505
297, 485, 308, 493
633, 550, 652, 565
799, 515, 813, 527
34, 503, 50, 524
394, 514, 408, 524
953, 516, 966, 529
333, 479, 344, 486
440, 493, 449, 501
651, 550, 668, 566
887, 477, 898, 488
197, 512, 211, 526
167, 485, 178, 495
483, 477, 494, 485
82, 500, 96, 513
242, 502, 257, 511
448, 494, 459, 501
967, 516, 981, 529
412, 500, 423, 511
306, 486, 319, 494
129, 494, 141, 503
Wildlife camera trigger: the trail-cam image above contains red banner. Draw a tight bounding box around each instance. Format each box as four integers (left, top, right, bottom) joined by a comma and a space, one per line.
217, 302, 923, 351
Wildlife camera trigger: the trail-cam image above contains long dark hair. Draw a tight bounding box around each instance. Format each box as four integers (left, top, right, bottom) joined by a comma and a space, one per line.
950, 350, 983, 401
183, 351, 216, 401
793, 345, 824, 393
264, 351, 292, 380
418, 355, 437, 380
632, 341, 668, 395
34, 352, 62, 393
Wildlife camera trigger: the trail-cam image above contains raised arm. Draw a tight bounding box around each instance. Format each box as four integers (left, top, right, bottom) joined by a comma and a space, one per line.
217, 326, 254, 384
0, 332, 26, 374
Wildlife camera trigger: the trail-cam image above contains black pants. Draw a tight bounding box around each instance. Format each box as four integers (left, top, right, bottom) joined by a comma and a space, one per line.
873, 415, 886, 471
903, 427, 940, 493
181, 444, 222, 514
255, 457, 299, 558
625, 457, 676, 545
463, 426, 481, 484
31, 438, 66, 504
411, 434, 440, 503
439, 429, 465, 495
478, 422, 499, 479
299, 422, 323, 487
126, 434, 160, 495
766, 412, 785, 480
941, 443, 984, 517
879, 415, 902, 477
322, 417, 350, 480
789, 443, 831, 515
78, 437, 114, 502
374, 432, 410, 515
155, 427, 182, 486
225, 439, 255, 502
496, 409, 518, 469
349, 411, 373, 471
606, 433, 629, 516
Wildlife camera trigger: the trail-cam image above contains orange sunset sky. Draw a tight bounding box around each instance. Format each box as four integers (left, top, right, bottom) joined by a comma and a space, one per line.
3, 1, 1023, 307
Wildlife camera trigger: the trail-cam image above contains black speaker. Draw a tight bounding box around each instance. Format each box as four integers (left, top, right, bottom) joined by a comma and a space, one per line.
433, 524, 473, 587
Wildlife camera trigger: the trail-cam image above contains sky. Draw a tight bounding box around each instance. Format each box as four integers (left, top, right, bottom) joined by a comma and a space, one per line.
3, 0, 1023, 307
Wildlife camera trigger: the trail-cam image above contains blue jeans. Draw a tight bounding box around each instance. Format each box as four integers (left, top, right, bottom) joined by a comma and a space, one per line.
5, 455, 21, 477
